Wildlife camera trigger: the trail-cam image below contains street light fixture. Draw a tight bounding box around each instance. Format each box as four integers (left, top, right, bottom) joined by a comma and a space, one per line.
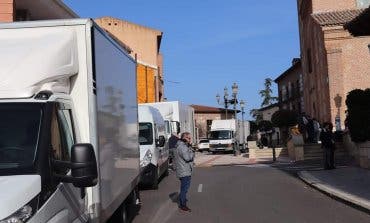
216, 83, 240, 120
240, 99, 246, 151
216, 83, 242, 156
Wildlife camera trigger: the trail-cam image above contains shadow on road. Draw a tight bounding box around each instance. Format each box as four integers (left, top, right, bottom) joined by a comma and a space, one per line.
169, 192, 179, 204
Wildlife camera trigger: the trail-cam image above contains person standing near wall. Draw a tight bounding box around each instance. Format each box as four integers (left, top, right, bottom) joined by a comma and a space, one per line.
320, 122, 335, 169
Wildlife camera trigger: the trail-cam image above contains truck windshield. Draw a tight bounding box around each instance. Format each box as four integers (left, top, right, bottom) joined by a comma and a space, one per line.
210, 130, 232, 139
139, 123, 153, 145
0, 103, 42, 172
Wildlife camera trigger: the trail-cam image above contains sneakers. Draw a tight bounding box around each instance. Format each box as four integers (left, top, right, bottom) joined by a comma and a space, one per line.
179, 206, 191, 212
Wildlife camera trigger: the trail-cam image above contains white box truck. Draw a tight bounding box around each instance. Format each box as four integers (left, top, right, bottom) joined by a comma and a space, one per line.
144, 101, 196, 147
237, 120, 250, 151
0, 19, 140, 223
138, 105, 169, 189
209, 119, 238, 153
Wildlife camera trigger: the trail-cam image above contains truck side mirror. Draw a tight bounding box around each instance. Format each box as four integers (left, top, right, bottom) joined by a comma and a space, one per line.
156, 135, 166, 147
71, 143, 98, 188
53, 143, 98, 188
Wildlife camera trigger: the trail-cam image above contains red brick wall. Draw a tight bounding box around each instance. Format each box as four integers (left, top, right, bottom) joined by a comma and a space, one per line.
0, 0, 14, 22
298, 2, 330, 123
298, 0, 370, 128
311, 0, 356, 12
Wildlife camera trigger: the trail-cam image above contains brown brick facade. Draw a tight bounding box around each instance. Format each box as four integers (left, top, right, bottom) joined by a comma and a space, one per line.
297, 0, 370, 128
0, 0, 14, 22
95, 17, 164, 103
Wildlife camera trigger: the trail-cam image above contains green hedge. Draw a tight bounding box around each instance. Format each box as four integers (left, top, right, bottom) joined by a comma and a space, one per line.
346, 89, 370, 142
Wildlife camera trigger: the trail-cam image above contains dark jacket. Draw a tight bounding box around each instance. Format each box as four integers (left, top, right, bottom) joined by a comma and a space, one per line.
174, 140, 195, 178
320, 129, 335, 149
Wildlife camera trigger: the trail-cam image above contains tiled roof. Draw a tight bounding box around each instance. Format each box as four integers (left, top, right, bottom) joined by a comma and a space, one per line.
312, 9, 365, 26
190, 104, 240, 113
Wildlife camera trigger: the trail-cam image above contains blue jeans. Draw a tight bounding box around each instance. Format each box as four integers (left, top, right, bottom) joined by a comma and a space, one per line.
179, 176, 191, 207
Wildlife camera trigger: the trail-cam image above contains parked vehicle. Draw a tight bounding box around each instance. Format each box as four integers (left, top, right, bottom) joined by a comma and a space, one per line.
209, 119, 238, 153
197, 139, 210, 152
238, 120, 250, 153
0, 19, 140, 223
145, 101, 197, 147
138, 105, 169, 189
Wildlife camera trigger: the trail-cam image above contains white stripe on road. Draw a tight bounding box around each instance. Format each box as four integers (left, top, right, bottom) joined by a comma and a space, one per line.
198, 184, 203, 193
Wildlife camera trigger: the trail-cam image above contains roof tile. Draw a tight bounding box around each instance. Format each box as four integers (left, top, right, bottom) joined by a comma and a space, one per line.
312, 9, 365, 26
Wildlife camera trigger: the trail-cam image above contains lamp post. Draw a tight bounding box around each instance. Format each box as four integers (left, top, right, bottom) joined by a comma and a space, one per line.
240, 99, 246, 151
216, 83, 241, 155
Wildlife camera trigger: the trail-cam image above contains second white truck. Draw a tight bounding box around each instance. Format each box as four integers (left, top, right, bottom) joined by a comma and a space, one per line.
209, 119, 250, 153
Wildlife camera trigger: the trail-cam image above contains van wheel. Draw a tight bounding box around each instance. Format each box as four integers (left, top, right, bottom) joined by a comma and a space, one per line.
110, 203, 128, 223
152, 166, 159, 189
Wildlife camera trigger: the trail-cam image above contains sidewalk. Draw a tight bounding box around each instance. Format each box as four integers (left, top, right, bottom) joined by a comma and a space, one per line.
195, 152, 291, 167
298, 167, 370, 211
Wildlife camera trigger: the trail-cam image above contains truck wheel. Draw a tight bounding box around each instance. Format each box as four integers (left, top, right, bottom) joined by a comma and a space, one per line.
152, 166, 159, 189
110, 203, 128, 223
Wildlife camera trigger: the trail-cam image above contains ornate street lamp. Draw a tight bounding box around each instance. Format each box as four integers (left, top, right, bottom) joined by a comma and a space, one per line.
216, 83, 242, 155
240, 99, 246, 151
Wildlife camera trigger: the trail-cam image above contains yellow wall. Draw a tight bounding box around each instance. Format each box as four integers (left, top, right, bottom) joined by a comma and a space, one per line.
137, 63, 156, 103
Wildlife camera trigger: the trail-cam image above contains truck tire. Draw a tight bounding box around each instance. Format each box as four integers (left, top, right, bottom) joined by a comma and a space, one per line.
110, 203, 128, 223
152, 166, 159, 189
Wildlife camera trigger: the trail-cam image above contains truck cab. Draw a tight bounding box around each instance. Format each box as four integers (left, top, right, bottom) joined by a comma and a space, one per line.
209, 119, 239, 153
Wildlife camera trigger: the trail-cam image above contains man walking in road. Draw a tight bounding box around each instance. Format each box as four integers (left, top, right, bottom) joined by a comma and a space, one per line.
320, 122, 335, 169
174, 132, 195, 212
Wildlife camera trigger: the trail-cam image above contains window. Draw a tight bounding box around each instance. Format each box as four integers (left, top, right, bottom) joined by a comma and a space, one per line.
139, 123, 153, 145
357, 0, 370, 8
206, 120, 212, 134
51, 105, 75, 175
0, 103, 42, 171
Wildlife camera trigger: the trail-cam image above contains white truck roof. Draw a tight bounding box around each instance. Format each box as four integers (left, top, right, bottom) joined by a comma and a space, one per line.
0, 23, 79, 99
138, 104, 165, 124
211, 119, 236, 131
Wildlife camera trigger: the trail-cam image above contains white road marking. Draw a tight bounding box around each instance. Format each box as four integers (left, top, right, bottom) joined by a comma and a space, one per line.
198, 183, 203, 192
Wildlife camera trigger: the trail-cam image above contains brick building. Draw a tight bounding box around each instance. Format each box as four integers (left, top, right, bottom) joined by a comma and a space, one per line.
0, 0, 77, 22
95, 17, 164, 103
191, 105, 238, 139
297, 0, 370, 129
274, 58, 304, 113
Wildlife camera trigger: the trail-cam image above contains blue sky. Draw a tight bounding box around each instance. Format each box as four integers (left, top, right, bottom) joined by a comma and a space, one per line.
64, 0, 300, 119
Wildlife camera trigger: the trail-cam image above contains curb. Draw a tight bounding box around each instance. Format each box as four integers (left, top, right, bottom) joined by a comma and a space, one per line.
298, 171, 370, 212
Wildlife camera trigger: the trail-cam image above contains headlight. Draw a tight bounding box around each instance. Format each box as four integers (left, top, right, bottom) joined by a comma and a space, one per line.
0, 205, 33, 223
140, 150, 153, 167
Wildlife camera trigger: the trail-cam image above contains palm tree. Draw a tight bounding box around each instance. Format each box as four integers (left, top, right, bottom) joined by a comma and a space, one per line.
250, 109, 263, 123
259, 78, 278, 107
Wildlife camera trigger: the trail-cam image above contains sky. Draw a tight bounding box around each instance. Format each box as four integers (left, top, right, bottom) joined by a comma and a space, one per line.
64, 0, 300, 119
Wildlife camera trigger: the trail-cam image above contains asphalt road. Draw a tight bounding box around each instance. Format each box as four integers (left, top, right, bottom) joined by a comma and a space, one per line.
132, 164, 370, 223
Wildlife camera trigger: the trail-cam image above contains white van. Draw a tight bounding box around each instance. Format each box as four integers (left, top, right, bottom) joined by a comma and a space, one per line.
138, 105, 170, 188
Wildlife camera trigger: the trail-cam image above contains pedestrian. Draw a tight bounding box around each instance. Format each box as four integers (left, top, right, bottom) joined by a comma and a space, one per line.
307, 117, 315, 143
320, 122, 335, 170
168, 131, 180, 165
312, 118, 320, 143
174, 132, 195, 212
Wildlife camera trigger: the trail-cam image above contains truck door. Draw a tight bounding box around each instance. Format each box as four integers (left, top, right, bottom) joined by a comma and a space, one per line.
49, 102, 87, 222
